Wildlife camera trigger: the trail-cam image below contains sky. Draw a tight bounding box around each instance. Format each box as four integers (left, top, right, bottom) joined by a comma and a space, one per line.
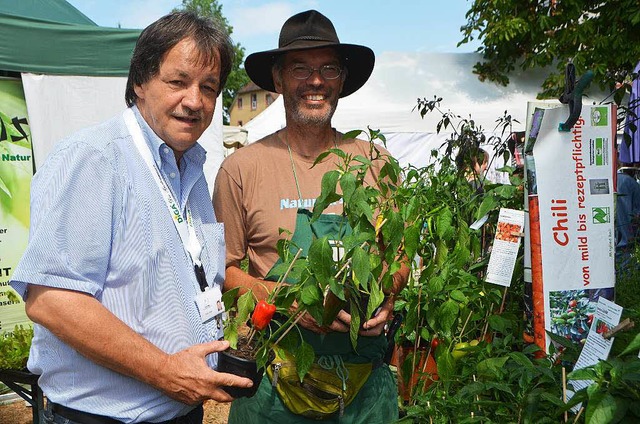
65, 0, 481, 57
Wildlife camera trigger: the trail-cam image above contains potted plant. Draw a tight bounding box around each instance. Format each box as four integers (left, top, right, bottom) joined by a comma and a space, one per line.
218, 262, 314, 398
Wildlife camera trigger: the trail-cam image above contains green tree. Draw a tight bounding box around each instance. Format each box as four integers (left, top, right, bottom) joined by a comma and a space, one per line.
174, 0, 250, 123
460, 0, 640, 103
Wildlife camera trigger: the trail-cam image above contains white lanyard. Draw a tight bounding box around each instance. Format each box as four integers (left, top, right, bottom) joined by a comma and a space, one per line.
123, 108, 203, 268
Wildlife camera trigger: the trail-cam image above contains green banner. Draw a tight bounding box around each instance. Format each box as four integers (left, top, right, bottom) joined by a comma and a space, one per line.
0, 78, 33, 336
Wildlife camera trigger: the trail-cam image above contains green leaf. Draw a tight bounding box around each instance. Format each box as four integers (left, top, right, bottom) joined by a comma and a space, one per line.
488, 314, 514, 333
385, 210, 405, 248
0, 177, 11, 198
438, 300, 460, 336
343, 129, 363, 140
236, 291, 255, 326
339, 172, 357, 203
477, 357, 509, 379
300, 276, 323, 306
349, 302, 360, 350
568, 368, 598, 381
436, 207, 453, 239
295, 341, 316, 381
404, 297, 419, 334
618, 333, 640, 357
428, 276, 445, 294
434, 239, 448, 266
308, 237, 334, 282
351, 246, 370, 288
476, 195, 498, 220
352, 154, 373, 167
450, 289, 467, 303
313, 170, 341, 220
0, 325, 33, 370
403, 223, 420, 260
223, 319, 238, 350
436, 350, 456, 381
221, 287, 240, 311
367, 281, 385, 320
508, 351, 533, 369
586, 392, 617, 424
312, 150, 332, 166
359, 200, 374, 221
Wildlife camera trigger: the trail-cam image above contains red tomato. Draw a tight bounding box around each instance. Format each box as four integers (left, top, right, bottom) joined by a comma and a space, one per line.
569, 299, 578, 308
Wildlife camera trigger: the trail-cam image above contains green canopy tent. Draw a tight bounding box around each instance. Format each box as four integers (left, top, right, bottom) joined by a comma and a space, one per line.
0, 0, 142, 170
0, 0, 139, 77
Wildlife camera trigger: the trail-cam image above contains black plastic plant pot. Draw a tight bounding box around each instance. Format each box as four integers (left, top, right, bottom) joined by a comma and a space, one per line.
217, 350, 263, 398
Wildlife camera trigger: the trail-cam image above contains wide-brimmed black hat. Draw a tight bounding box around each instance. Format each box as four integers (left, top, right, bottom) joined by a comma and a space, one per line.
244, 10, 375, 98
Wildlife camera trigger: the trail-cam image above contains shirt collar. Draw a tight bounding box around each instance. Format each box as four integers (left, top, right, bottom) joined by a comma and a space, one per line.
130, 105, 207, 168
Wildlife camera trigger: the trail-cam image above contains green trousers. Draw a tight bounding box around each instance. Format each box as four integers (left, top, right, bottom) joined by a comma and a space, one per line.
228, 365, 398, 424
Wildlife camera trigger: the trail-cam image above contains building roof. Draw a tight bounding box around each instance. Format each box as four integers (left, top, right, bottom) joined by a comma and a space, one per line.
238, 81, 275, 94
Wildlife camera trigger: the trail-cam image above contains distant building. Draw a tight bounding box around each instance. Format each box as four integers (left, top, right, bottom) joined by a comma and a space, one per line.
229, 82, 278, 127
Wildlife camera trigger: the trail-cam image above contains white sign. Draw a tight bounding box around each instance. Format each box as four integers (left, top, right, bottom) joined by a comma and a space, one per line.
485, 208, 525, 287
568, 297, 622, 410
527, 104, 616, 351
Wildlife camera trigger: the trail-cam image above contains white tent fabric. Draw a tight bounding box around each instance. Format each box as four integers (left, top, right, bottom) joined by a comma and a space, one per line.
223, 125, 249, 156
22, 73, 225, 196
244, 52, 551, 170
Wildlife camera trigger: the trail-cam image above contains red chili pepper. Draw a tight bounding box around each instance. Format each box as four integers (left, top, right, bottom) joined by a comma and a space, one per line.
431, 337, 440, 351
251, 300, 276, 330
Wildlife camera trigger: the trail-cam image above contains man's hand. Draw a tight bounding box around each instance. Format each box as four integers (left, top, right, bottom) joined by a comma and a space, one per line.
359, 296, 395, 337
295, 309, 350, 334
24, 285, 253, 405
156, 340, 254, 404
298, 297, 394, 337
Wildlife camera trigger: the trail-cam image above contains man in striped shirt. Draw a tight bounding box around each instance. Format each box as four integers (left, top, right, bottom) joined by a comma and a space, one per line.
10, 11, 252, 424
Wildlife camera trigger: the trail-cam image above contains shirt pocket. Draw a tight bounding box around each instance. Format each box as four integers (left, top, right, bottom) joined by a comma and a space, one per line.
200, 222, 225, 288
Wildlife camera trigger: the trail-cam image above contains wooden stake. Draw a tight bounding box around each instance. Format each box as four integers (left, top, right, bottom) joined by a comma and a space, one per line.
271, 310, 306, 347
271, 248, 303, 299
458, 310, 474, 340
573, 407, 584, 423
498, 286, 508, 314
409, 283, 424, 405
603, 318, 635, 340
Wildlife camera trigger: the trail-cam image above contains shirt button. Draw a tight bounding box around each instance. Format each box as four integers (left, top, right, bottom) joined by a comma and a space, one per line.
170, 172, 176, 178
163, 147, 170, 154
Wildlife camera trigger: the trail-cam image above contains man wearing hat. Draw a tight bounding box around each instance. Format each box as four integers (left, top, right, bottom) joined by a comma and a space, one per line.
214, 9, 408, 424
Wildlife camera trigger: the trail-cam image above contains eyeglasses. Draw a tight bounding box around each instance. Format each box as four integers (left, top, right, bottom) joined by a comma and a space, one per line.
289, 64, 343, 80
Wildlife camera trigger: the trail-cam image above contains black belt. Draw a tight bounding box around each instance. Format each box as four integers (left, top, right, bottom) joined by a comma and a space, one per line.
51, 402, 203, 424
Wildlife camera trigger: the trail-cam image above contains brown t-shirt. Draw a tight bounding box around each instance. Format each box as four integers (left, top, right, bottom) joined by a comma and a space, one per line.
213, 131, 391, 278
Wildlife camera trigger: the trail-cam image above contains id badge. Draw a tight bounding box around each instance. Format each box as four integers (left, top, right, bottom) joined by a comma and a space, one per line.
195, 286, 225, 324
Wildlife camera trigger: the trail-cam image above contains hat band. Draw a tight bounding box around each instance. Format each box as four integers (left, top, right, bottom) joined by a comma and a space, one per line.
281, 36, 339, 49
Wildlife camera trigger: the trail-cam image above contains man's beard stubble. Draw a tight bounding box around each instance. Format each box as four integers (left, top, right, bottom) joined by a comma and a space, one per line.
284, 87, 339, 127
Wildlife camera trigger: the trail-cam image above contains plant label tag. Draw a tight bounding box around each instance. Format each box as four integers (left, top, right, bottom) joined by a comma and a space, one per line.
195, 286, 224, 324
329, 239, 345, 262
470, 213, 490, 230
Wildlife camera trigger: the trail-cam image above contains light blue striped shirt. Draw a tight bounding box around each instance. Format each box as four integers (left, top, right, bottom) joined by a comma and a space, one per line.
10, 106, 225, 423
